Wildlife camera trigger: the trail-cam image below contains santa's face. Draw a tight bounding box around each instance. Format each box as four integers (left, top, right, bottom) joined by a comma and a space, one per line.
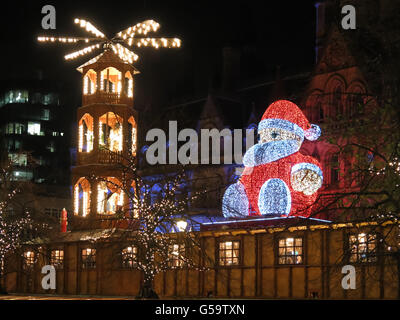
243, 128, 302, 167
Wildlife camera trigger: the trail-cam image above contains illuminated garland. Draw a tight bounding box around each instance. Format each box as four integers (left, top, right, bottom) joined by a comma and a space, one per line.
223, 100, 323, 218
38, 18, 182, 67
0, 164, 36, 276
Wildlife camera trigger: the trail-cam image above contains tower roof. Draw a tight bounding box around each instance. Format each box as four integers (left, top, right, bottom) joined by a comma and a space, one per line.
76, 49, 140, 74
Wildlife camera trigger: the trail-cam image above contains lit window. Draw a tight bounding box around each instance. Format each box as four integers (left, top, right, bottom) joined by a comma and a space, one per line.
23, 251, 35, 269
100, 67, 121, 94
81, 248, 96, 269
6, 123, 14, 134
8, 153, 27, 166
122, 246, 137, 268
78, 114, 94, 153
50, 250, 64, 269
52, 132, 59, 136
43, 93, 57, 105
83, 69, 97, 95
74, 178, 91, 217
27, 122, 41, 135
349, 233, 377, 263
278, 237, 303, 265
12, 170, 33, 181
47, 141, 55, 152
99, 112, 123, 152
169, 244, 185, 268
97, 178, 123, 215
41, 109, 50, 121
5, 123, 24, 135
219, 241, 240, 266
4, 90, 29, 104
15, 123, 24, 134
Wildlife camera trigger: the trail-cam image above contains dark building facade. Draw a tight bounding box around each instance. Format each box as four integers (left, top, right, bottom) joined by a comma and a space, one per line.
0, 77, 72, 224
0, 78, 71, 185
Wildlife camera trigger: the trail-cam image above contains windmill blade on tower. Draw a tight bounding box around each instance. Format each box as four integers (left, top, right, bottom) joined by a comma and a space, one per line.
65, 43, 103, 60
38, 17, 182, 65
110, 43, 139, 64
115, 20, 161, 40
124, 37, 181, 49
74, 18, 106, 39
37, 36, 102, 44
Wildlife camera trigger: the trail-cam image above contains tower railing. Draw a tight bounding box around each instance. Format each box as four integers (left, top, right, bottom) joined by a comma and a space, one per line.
82, 91, 133, 106
77, 149, 124, 165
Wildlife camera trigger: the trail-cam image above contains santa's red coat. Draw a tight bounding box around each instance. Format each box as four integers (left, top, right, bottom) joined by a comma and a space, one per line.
240, 152, 322, 217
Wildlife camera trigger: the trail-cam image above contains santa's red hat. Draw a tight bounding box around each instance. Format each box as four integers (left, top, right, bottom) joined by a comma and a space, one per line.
258, 100, 321, 141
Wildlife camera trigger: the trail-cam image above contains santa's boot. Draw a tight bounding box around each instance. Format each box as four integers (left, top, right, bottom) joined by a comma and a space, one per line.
222, 182, 249, 218
258, 178, 291, 216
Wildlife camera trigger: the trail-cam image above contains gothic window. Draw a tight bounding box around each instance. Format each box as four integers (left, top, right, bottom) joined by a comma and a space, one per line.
332, 86, 344, 118
306, 92, 323, 123
317, 100, 324, 121
330, 153, 340, 185
346, 87, 365, 117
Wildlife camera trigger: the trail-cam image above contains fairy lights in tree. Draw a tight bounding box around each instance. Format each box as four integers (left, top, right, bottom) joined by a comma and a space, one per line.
222, 100, 323, 218
38, 17, 182, 65
96, 178, 124, 215
0, 162, 35, 289
88, 165, 208, 298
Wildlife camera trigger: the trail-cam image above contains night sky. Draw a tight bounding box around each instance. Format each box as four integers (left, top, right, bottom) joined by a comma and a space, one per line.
0, 0, 316, 109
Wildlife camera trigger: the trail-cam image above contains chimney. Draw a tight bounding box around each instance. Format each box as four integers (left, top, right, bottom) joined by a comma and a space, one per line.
222, 47, 241, 93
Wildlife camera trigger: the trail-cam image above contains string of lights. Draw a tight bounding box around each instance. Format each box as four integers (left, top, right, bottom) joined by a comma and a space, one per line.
38, 17, 182, 65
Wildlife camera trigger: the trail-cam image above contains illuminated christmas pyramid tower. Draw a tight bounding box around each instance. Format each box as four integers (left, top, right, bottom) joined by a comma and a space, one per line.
38, 18, 182, 230
71, 49, 139, 229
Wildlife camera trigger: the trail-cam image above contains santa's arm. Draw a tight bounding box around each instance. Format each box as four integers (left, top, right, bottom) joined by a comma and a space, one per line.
290, 161, 323, 195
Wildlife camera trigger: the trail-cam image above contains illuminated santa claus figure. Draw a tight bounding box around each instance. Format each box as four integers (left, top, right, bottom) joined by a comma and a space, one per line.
223, 100, 323, 218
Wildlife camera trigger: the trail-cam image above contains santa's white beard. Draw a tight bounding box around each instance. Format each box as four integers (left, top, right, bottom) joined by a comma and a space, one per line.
242, 140, 301, 167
